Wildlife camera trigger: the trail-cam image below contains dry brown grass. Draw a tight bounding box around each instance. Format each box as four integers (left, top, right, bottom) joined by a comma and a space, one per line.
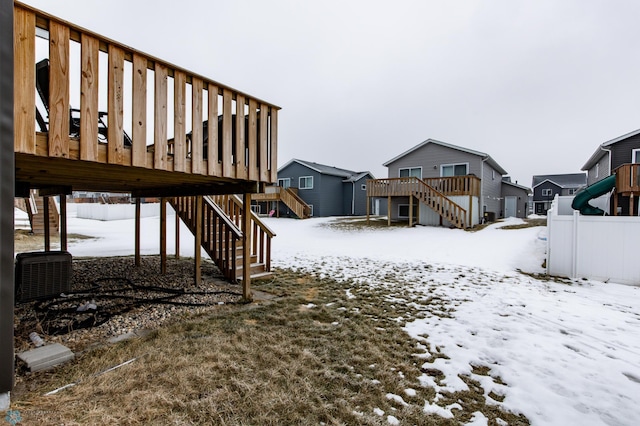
9, 269, 529, 425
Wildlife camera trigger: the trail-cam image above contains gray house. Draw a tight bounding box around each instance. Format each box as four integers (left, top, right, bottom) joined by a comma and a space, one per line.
531, 173, 587, 215
581, 128, 640, 215
368, 139, 530, 228
273, 159, 376, 217
501, 177, 531, 218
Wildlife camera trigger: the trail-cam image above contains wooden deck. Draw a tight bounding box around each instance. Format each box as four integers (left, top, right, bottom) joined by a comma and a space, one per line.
14, 2, 279, 197
12, 2, 280, 289
613, 164, 640, 215
366, 176, 481, 228
251, 186, 311, 219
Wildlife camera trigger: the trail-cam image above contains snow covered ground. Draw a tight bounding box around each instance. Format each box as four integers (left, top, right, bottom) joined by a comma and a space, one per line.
18, 207, 640, 425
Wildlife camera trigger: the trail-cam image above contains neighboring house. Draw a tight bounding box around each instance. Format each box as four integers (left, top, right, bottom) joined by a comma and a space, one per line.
531, 173, 586, 215
501, 177, 531, 218
581, 128, 640, 215
368, 139, 530, 228
262, 159, 376, 217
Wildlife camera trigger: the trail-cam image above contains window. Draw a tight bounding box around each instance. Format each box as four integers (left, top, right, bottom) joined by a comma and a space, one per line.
399, 167, 422, 178
299, 176, 313, 189
595, 163, 599, 179
441, 163, 468, 177
542, 188, 552, 196
308, 205, 314, 217
250, 204, 261, 214
568, 188, 576, 195
361, 184, 367, 191
633, 149, 640, 164
278, 178, 291, 188
398, 204, 418, 218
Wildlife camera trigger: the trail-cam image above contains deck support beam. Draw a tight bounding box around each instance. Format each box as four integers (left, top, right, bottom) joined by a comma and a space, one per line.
135, 198, 141, 266
175, 203, 180, 259
387, 196, 391, 226
194, 196, 202, 285
60, 194, 67, 251
43, 195, 50, 250
242, 192, 252, 301
409, 195, 413, 227
160, 198, 167, 274
0, 0, 15, 404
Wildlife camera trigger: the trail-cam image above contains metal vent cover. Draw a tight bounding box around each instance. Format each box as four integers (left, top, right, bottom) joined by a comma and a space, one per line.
15, 251, 72, 303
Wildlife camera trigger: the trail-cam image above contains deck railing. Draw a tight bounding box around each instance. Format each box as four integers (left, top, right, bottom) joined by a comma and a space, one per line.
367, 176, 480, 198
14, 2, 278, 183
614, 164, 640, 195
210, 195, 275, 272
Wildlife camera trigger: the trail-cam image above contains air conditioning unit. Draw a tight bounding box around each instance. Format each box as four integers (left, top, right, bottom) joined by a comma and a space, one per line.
15, 251, 72, 303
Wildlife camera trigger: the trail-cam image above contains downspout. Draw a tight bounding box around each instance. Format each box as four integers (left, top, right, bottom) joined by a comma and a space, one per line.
480, 156, 487, 224
351, 181, 355, 215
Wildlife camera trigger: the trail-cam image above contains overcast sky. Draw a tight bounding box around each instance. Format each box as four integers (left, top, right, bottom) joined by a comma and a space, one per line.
22, 0, 640, 187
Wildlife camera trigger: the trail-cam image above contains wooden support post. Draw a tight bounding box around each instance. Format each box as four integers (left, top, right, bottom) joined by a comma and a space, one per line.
194, 196, 202, 285
468, 194, 473, 227
59, 195, 67, 251
366, 195, 370, 224
135, 198, 141, 266
43, 196, 50, 251
175, 202, 180, 259
409, 195, 413, 227
160, 197, 167, 274
242, 192, 252, 301
387, 196, 391, 226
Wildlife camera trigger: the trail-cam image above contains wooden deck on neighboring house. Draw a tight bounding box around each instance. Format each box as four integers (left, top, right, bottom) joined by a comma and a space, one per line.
366, 176, 481, 229
251, 186, 311, 218
13, 2, 280, 298
614, 164, 640, 215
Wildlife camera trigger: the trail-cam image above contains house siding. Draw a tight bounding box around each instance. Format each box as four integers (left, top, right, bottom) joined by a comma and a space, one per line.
587, 153, 611, 185
610, 133, 640, 170
277, 162, 371, 217
386, 143, 496, 223
481, 161, 502, 219
501, 184, 529, 218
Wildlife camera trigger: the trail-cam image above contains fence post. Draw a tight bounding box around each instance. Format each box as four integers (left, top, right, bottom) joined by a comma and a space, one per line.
571, 210, 580, 279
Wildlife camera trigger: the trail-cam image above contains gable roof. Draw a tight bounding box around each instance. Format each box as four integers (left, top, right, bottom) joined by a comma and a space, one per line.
502, 179, 531, 193
582, 127, 640, 170
279, 159, 374, 181
383, 138, 508, 175
531, 173, 586, 189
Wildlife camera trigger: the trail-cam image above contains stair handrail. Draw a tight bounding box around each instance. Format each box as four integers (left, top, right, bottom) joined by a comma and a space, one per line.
229, 194, 275, 271
413, 178, 467, 228
203, 196, 243, 237
282, 187, 311, 218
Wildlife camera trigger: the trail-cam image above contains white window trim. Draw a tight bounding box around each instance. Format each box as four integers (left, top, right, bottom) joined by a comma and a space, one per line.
633, 148, 640, 164
308, 204, 314, 216
299, 176, 313, 189
440, 162, 469, 177
361, 184, 367, 190
568, 188, 576, 195
542, 188, 552, 196
398, 167, 422, 178
278, 177, 291, 188
595, 163, 599, 179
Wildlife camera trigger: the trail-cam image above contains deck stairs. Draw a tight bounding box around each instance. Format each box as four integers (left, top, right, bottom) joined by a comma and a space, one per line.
15, 191, 60, 235
252, 186, 311, 219
169, 195, 275, 282
411, 179, 467, 229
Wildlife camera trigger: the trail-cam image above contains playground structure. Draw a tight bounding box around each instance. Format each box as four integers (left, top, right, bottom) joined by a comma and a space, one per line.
571, 164, 640, 216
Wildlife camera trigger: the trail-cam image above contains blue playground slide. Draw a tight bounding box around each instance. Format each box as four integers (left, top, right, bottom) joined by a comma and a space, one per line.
571, 174, 616, 215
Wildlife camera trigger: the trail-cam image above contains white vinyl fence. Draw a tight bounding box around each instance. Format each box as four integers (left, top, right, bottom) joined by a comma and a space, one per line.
75, 203, 160, 221
546, 195, 640, 285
